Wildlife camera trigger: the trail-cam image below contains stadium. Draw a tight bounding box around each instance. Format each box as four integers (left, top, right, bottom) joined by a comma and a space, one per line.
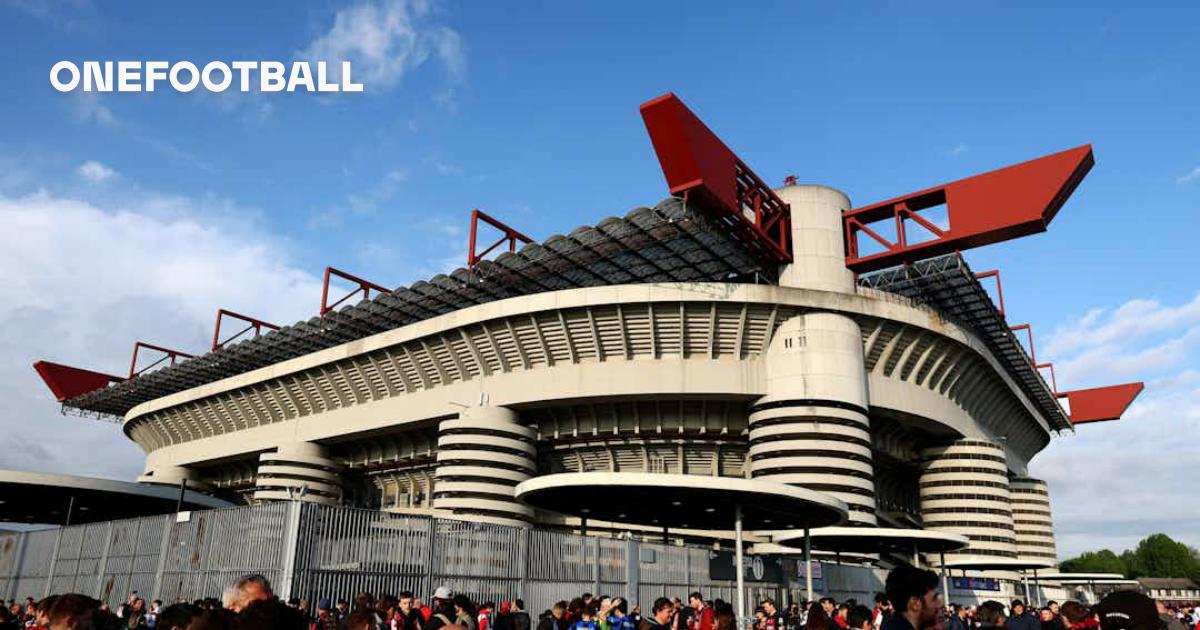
28, 93, 1143, 602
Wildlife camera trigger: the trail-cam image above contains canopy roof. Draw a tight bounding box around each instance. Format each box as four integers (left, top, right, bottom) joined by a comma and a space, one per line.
772, 526, 970, 554
514, 472, 847, 531
0, 470, 231, 525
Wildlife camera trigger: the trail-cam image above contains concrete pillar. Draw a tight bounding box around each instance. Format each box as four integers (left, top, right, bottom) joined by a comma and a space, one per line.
919, 439, 1018, 561
774, 184, 855, 293
252, 442, 344, 505
750, 312, 877, 525
433, 406, 535, 526
1011, 477, 1058, 567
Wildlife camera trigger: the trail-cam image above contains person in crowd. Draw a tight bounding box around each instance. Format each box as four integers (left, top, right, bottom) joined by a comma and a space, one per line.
847, 607, 873, 630
594, 599, 612, 630
570, 606, 598, 630
607, 600, 635, 630
637, 600, 673, 630
424, 589, 458, 630
977, 602, 1007, 630
479, 602, 496, 630
312, 599, 338, 630
158, 603, 202, 630
1157, 601, 1187, 630
1058, 602, 1094, 630
222, 575, 274, 614
685, 594, 712, 630
231, 598, 305, 630
944, 605, 966, 630
871, 595, 890, 630
344, 610, 377, 630
1093, 592, 1161, 630
710, 602, 733, 630
804, 603, 832, 630
1007, 601, 1039, 630
537, 603, 566, 630
333, 601, 349, 627
759, 600, 782, 630
881, 565, 942, 630
453, 597, 477, 630
394, 593, 423, 630
511, 601, 531, 630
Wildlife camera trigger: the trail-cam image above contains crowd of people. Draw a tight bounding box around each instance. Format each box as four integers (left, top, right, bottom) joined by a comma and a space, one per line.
0, 566, 1196, 630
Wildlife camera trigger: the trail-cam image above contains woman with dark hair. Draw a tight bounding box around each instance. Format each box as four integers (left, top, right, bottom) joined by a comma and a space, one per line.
804, 603, 831, 630
454, 596, 478, 630
712, 601, 735, 630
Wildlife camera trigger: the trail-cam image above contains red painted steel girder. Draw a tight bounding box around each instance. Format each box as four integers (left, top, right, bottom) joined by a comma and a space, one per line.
212, 308, 280, 352
129, 341, 194, 379
32, 361, 124, 402
1058, 382, 1145, 425
844, 145, 1094, 273
320, 267, 390, 316
974, 269, 1005, 316
467, 209, 533, 269
640, 93, 792, 264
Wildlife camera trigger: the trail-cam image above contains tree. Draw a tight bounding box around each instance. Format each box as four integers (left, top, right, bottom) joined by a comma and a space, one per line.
1122, 533, 1200, 578
1061, 549, 1127, 574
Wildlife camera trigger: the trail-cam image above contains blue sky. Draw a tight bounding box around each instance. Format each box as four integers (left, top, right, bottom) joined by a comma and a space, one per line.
0, 0, 1197, 557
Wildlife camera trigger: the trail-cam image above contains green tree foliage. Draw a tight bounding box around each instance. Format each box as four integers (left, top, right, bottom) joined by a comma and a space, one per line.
1060, 534, 1200, 578
1060, 549, 1127, 574
1123, 534, 1200, 578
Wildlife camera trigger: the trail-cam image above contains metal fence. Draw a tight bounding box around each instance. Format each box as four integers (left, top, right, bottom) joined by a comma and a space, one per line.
0, 503, 1069, 612
0, 503, 783, 612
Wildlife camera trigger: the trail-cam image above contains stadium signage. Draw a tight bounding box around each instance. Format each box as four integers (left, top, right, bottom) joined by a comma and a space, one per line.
49, 60, 364, 93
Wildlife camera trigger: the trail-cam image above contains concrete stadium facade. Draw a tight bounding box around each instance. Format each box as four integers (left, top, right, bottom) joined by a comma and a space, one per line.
125, 185, 1060, 569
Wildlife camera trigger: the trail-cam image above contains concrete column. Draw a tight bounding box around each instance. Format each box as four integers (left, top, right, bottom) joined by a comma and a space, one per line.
750, 312, 877, 525
774, 184, 855, 293
433, 406, 535, 526
1010, 477, 1058, 567
252, 442, 344, 505
919, 439, 1018, 561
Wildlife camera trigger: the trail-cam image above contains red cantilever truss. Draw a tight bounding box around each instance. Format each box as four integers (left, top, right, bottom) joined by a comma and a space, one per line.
212, 309, 279, 351
640, 93, 792, 264
320, 267, 390, 316
129, 341, 193, 379
467, 209, 533, 269
32, 361, 124, 402
844, 145, 1094, 273
1057, 382, 1145, 425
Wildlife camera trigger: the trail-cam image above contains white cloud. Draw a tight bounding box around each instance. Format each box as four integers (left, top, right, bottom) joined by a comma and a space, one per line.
948, 143, 968, 157
1177, 165, 1200, 184
298, 0, 465, 96
1031, 293, 1200, 557
77, 160, 116, 183
0, 186, 324, 481
70, 92, 117, 126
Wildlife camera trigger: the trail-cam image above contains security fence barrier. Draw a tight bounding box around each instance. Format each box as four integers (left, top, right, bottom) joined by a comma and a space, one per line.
0, 502, 1069, 612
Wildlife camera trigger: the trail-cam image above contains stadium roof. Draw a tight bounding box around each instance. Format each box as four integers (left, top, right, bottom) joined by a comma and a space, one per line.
56, 198, 776, 419
858, 254, 1072, 431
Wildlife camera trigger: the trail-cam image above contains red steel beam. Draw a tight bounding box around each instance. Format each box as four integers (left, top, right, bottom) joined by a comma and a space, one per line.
212, 308, 280, 351
129, 341, 194, 379
467, 209, 533, 269
844, 145, 1094, 273
1057, 382, 1145, 425
32, 361, 124, 402
974, 269, 1006, 316
1035, 362, 1058, 395
640, 93, 792, 264
1010, 323, 1036, 364
320, 267, 390, 316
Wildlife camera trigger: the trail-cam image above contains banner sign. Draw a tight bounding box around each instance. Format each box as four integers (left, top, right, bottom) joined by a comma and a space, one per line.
708, 550, 784, 583
952, 577, 1000, 591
